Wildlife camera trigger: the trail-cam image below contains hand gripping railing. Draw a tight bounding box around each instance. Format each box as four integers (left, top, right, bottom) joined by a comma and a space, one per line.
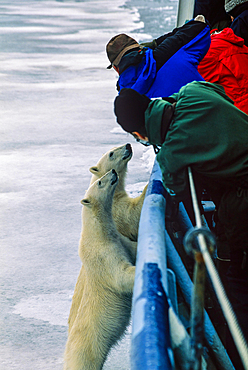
185, 167, 248, 370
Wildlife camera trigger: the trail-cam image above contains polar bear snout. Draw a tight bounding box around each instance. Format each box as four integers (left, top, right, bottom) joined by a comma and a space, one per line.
122, 143, 132, 160
110, 169, 118, 185
126, 143, 131, 151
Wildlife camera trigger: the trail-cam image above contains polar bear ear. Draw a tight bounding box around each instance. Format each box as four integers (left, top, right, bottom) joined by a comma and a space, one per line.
81, 198, 91, 207
89, 166, 99, 175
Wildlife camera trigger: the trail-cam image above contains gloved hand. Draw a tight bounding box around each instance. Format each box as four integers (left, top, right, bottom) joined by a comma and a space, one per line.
194, 15, 206, 22
140, 39, 157, 49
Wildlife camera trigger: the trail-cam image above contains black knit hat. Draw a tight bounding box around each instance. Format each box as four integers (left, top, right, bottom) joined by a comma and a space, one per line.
114, 88, 151, 133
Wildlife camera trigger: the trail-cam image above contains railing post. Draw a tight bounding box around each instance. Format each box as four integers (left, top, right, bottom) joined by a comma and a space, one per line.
190, 253, 206, 370
176, 0, 195, 26
131, 160, 174, 370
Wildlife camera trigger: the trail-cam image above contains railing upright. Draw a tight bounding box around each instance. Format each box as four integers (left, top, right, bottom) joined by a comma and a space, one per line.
131, 160, 174, 370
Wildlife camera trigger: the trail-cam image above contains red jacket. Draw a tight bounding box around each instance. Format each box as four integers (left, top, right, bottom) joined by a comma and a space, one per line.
198, 28, 248, 114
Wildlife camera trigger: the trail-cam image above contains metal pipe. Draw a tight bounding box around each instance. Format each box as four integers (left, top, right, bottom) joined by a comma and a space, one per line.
190, 253, 206, 370
165, 228, 235, 370
187, 167, 248, 370
176, 0, 195, 27
131, 161, 174, 370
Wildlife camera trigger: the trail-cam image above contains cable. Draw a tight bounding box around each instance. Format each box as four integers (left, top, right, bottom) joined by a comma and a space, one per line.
188, 167, 248, 370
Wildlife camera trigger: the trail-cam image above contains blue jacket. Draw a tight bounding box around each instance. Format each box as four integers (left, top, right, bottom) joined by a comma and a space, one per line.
117, 20, 210, 98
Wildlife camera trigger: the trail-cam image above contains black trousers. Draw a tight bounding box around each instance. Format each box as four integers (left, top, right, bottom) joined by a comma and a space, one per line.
218, 188, 248, 369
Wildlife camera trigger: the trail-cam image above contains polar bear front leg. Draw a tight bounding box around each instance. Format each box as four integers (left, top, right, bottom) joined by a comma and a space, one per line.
111, 264, 135, 294
120, 235, 137, 264
63, 318, 106, 370
68, 265, 86, 333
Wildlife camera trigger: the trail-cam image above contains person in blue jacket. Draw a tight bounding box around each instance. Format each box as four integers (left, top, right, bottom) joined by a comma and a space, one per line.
106, 16, 210, 98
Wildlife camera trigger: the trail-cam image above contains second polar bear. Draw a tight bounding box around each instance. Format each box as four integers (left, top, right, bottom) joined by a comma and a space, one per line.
63, 169, 136, 370
89, 143, 147, 241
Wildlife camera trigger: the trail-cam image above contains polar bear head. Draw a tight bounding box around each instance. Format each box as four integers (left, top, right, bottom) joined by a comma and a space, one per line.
81, 169, 119, 215
89, 143, 132, 188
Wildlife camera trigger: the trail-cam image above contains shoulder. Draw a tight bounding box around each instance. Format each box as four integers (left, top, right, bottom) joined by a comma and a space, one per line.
118, 49, 146, 74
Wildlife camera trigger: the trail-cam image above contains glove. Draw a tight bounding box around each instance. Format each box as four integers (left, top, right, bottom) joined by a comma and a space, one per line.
194, 15, 206, 23
140, 39, 157, 49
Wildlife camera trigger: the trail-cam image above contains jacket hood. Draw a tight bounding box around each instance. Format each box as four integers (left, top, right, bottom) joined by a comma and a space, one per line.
118, 48, 157, 95
211, 27, 244, 47
145, 99, 174, 146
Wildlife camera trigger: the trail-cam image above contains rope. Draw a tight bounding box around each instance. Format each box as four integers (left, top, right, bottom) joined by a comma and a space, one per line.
187, 167, 248, 370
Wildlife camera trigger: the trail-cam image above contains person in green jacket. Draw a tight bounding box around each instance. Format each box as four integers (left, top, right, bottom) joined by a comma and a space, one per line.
114, 80, 248, 369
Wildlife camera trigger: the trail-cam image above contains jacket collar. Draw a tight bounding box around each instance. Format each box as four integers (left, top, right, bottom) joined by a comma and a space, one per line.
211, 27, 245, 47
145, 99, 175, 146
118, 48, 146, 74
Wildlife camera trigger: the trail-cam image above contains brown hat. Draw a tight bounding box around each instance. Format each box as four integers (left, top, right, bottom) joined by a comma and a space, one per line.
106, 34, 142, 69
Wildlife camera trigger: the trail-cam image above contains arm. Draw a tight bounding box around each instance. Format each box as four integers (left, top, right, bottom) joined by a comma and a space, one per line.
140, 26, 183, 50
140, 19, 207, 50
160, 161, 189, 202
198, 39, 221, 83
153, 20, 210, 71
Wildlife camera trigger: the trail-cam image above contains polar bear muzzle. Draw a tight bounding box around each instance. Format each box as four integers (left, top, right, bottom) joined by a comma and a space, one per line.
111, 169, 118, 185
122, 143, 132, 160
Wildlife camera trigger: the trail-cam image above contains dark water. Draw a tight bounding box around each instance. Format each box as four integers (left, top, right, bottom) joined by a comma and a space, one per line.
0, 1, 177, 368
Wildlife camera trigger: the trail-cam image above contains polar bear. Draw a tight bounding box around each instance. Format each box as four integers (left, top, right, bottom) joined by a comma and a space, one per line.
63, 169, 136, 370
89, 143, 147, 242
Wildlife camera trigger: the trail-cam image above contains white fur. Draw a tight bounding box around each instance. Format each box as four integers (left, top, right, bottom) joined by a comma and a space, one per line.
89, 144, 147, 242
64, 170, 136, 370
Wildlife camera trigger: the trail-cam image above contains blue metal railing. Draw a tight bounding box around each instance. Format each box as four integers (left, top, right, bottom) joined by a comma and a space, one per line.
131, 160, 235, 370
131, 161, 174, 370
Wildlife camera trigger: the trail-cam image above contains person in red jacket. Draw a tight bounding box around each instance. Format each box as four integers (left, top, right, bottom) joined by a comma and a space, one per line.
198, 27, 248, 114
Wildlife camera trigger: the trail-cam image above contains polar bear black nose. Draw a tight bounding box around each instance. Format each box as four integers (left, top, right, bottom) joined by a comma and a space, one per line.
112, 169, 117, 175
126, 143, 131, 151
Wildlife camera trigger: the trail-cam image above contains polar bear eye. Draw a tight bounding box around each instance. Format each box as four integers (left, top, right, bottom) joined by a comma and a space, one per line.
109, 152, 114, 158
98, 181, 101, 186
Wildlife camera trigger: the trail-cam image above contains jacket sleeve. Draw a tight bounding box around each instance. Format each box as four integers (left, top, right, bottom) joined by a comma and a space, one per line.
153, 19, 210, 71
157, 150, 189, 202
198, 42, 220, 83
140, 24, 189, 49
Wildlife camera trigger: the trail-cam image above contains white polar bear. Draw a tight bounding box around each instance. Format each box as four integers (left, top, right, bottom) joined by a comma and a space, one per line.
63, 169, 136, 370
89, 143, 147, 242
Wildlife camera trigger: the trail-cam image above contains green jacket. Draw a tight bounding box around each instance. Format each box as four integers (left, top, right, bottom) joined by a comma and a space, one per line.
145, 81, 248, 201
